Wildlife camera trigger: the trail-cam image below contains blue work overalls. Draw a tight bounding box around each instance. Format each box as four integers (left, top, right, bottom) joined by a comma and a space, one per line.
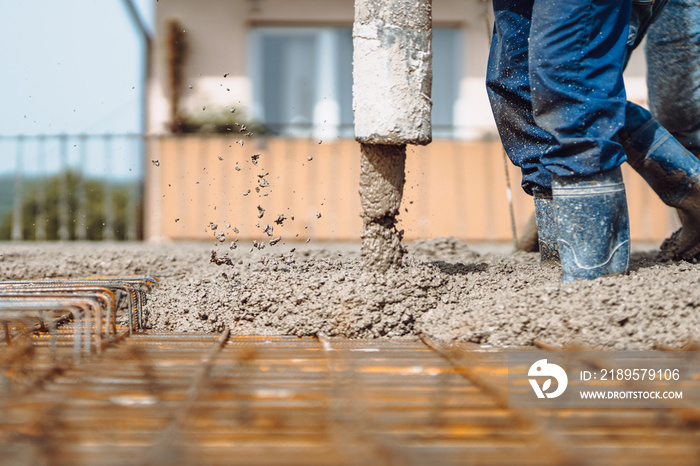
486, 0, 669, 195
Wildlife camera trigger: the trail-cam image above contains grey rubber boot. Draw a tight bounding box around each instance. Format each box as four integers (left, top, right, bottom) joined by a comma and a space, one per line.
618, 104, 700, 261
551, 167, 630, 282
533, 191, 559, 263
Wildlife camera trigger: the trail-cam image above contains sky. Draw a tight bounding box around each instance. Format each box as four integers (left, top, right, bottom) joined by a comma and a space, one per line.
0, 0, 153, 135
0, 0, 154, 176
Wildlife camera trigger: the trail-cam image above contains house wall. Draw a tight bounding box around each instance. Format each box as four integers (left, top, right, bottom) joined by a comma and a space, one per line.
149, 0, 250, 134
145, 1, 663, 245
149, 0, 648, 136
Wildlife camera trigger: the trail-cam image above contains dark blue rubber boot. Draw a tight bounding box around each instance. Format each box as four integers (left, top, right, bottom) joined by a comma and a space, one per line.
534, 191, 559, 263
552, 167, 630, 282
619, 103, 700, 261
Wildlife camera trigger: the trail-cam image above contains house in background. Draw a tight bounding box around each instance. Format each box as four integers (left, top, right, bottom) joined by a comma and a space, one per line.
147, 0, 499, 139
142, 0, 673, 244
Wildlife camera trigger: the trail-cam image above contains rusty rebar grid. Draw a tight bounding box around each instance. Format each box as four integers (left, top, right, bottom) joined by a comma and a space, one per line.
1, 330, 699, 464
0, 276, 159, 397
0, 276, 159, 331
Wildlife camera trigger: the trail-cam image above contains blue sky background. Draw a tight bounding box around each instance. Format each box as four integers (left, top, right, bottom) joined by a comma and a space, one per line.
0, 0, 154, 176
0, 0, 153, 135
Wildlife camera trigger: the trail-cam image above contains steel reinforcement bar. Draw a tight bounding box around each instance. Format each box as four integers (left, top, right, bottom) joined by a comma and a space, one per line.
1, 330, 699, 464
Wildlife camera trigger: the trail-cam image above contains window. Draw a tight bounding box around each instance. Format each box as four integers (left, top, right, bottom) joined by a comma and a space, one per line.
250, 26, 460, 138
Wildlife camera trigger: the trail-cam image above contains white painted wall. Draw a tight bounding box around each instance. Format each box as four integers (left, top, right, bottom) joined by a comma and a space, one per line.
149, 0, 649, 138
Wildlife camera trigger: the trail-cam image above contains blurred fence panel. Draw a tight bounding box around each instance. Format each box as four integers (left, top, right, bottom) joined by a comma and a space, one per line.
144, 135, 676, 244
0, 134, 677, 243
0, 134, 143, 241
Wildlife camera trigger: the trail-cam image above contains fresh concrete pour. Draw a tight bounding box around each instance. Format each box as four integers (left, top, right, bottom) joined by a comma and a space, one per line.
2, 0, 697, 352
1, 241, 698, 350
359, 144, 407, 271
354, 0, 432, 272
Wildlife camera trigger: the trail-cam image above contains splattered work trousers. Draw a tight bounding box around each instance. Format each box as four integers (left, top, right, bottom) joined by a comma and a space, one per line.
487, 0, 668, 194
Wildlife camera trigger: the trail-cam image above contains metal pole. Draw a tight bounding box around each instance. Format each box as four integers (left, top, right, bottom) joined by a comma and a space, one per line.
76, 134, 88, 241
104, 134, 115, 241
121, 0, 152, 242
127, 135, 139, 241
58, 134, 70, 241
121, 0, 152, 137
11, 136, 24, 241
36, 135, 47, 241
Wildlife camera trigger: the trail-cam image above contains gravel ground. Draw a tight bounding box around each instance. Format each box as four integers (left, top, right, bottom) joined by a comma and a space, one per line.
1, 238, 698, 349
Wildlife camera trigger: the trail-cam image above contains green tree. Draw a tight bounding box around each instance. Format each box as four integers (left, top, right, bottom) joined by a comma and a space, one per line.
0, 171, 142, 241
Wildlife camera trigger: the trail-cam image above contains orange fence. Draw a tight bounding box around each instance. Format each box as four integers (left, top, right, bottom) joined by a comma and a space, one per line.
144, 136, 677, 244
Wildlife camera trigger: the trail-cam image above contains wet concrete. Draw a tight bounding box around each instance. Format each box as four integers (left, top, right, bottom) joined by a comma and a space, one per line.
1, 239, 698, 349
359, 143, 406, 272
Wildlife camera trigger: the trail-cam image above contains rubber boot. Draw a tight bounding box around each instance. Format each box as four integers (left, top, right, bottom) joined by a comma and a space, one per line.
552, 167, 630, 282
533, 191, 559, 263
618, 104, 700, 261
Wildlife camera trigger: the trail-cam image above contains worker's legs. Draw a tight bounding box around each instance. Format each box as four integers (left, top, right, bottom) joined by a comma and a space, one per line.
486, 0, 560, 262
528, 0, 632, 281
621, 103, 700, 207
486, 0, 699, 277
622, 0, 700, 260
647, 0, 700, 155
487, 0, 667, 188
486, 0, 551, 196
620, 102, 700, 260
529, 0, 630, 176
626, 0, 669, 66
